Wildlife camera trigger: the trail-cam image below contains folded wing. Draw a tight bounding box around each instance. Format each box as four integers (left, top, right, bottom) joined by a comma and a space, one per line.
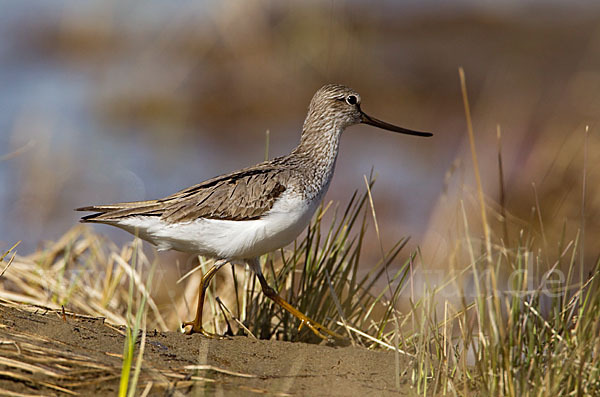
77, 164, 290, 224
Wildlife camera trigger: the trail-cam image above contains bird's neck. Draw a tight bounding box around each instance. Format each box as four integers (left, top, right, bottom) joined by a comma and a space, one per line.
291, 125, 343, 199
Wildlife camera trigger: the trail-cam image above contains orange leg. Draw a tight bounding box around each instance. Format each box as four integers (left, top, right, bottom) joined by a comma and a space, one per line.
252, 261, 344, 340
182, 260, 228, 337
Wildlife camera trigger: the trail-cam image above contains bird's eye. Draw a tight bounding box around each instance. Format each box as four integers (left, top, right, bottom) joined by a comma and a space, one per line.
346, 95, 357, 105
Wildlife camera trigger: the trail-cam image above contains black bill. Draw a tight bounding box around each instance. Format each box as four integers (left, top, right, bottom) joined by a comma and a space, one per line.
360, 110, 433, 137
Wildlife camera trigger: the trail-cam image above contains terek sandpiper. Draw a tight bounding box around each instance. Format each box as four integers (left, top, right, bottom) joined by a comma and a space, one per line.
77, 84, 432, 338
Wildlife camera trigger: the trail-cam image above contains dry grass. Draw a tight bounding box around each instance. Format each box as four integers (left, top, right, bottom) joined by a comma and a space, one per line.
2, 173, 600, 396
390, 70, 600, 396
0, 302, 264, 396
0, 318, 119, 396
0, 226, 166, 330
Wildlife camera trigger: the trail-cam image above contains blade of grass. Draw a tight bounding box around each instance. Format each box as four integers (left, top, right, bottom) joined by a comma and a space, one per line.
459, 67, 492, 264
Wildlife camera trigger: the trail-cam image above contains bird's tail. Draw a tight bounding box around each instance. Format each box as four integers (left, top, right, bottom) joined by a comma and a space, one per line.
75, 200, 162, 223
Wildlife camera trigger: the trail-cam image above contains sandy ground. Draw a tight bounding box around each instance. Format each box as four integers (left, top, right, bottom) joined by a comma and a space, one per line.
0, 302, 412, 396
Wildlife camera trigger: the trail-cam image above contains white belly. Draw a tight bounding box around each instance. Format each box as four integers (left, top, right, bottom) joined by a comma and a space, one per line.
110, 192, 320, 260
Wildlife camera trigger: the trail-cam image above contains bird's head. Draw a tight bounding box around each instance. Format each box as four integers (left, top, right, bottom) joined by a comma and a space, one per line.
303, 84, 432, 138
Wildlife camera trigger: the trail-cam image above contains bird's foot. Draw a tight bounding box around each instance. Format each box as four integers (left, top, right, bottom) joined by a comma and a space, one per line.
182, 321, 228, 338
299, 319, 345, 340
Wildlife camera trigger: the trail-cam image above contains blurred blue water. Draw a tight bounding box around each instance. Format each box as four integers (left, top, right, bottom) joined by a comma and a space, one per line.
0, 2, 445, 254
6, 0, 589, 254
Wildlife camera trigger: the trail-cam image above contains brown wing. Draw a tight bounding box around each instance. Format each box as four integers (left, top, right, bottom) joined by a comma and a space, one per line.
158, 167, 289, 222
77, 163, 290, 224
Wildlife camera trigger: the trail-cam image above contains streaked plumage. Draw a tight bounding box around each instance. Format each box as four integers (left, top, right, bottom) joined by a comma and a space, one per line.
77, 84, 432, 338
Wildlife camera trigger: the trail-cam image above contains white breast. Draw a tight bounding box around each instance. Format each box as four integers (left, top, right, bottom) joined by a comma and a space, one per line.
110, 190, 321, 260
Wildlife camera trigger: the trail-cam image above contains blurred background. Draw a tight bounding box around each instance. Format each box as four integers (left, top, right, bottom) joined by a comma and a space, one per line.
1, 0, 599, 275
